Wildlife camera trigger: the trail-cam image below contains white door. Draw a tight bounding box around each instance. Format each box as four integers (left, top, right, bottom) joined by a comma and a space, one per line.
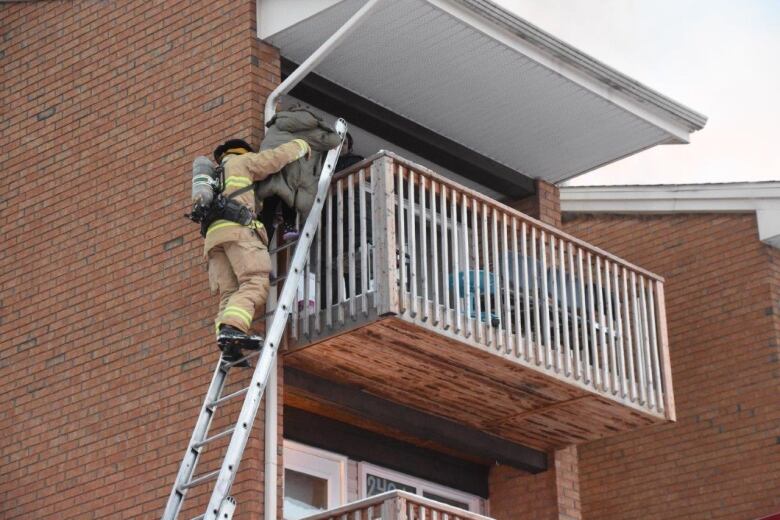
283, 441, 347, 520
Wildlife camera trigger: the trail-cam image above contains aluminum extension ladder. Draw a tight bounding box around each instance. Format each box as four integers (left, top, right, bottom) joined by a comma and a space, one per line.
162, 118, 347, 520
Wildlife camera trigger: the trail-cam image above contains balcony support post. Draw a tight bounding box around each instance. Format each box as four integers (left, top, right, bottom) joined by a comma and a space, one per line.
655, 281, 676, 421
373, 155, 400, 316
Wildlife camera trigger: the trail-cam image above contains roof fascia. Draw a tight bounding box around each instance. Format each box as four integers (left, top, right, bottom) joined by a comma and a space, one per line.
560, 183, 780, 248
428, 0, 704, 143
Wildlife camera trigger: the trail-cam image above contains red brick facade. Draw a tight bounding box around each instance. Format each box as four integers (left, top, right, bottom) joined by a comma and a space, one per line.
4, 3, 777, 520
563, 212, 780, 519
510, 179, 562, 227
490, 445, 581, 520
1, 2, 282, 518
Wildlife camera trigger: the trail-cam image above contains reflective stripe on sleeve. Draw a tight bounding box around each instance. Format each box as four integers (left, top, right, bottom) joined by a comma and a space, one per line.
224, 176, 252, 189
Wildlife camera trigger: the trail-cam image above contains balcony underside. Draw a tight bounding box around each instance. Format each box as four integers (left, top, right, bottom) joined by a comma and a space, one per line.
285, 314, 658, 451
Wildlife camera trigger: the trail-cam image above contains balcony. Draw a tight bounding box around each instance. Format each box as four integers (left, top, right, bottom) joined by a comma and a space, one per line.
283, 151, 675, 451
301, 490, 493, 520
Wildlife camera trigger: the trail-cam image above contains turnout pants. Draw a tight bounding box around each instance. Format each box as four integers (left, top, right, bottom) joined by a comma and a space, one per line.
208, 228, 271, 334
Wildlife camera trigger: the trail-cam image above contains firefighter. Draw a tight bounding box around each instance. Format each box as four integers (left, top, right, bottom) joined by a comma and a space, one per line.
206, 137, 311, 365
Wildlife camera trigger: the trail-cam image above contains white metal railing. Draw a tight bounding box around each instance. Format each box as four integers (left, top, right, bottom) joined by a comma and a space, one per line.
299, 490, 494, 520
288, 152, 674, 420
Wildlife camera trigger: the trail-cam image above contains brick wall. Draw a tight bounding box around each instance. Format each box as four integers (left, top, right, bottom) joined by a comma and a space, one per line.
0, 2, 282, 518
510, 179, 562, 227
489, 446, 581, 520
562, 212, 780, 519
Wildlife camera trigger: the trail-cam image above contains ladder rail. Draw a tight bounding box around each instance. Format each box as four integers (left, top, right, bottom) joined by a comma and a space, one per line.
202, 119, 348, 520
162, 357, 230, 519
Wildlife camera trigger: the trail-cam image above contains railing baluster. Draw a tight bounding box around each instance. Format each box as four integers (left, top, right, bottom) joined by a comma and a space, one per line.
587, 252, 600, 389
605, 260, 618, 395
481, 202, 492, 347
441, 185, 451, 330
348, 175, 357, 321
531, 227, 541, 365
397, 165, 407, 315
550, 235, 561, 372
314, 210, 322, 335
511, 218, 522, 358
461, 192, 471, 339
471, 198, 482, 344
656, 281, 675, 419
491, 207, 502, 351
596, 256, 609, 392
420, 176, 429, 322
337, 179, 346, 325
326, 187, 334, 329
359, 169, 368, 317
569, 243, 581, 381
577, 248, 590, 384
640, 276, 655, 410
408, 169, 418, 318
540, 231, 551, 368
559, 238, 571, 377
522, 222, 531, 362
430, 180, 440, 326
291, 235, 299, 340
631, 271, 647, 405
648, 280, 664, 412
452, 191, 462, 335
614, 263, 627, 398
631, 271, 646, 405
622, 267, 637, 401
502, 213, 513, 354
301, 245, 309, 339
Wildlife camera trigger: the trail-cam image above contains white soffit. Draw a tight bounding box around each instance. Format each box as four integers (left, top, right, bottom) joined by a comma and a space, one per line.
261, 0, 707, 184
560, 182, 780, 249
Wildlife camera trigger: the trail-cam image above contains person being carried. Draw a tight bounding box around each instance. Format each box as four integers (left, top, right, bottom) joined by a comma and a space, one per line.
256, 104, 342, 242
205, 137, 311, 365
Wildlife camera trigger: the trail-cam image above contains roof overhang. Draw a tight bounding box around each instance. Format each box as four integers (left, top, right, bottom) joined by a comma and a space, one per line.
259, 0, 706, 187
560, 182, 780, 249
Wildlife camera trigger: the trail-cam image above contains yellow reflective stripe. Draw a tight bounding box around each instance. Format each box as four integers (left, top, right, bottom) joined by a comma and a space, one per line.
206, 219, 264, 236
225, 147, 249, 155
222, 307, 252, 327
291, 139, 309, 159
224, 177, 252, 187
206, 220, 242, 235
225, 306, 252, 322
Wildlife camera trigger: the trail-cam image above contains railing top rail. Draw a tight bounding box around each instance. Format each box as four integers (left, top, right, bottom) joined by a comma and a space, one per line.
299, 490, 495, 520
355, 150, 663, 283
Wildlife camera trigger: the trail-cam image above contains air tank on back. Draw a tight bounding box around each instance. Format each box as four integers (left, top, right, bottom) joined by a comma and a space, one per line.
191, 155, 218, 208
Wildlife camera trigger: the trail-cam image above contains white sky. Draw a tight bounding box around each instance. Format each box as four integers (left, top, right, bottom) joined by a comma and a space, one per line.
494, 0, 780, 186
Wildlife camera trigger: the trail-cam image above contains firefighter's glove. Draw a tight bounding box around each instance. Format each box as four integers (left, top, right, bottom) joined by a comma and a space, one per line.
292, 139, 312, 161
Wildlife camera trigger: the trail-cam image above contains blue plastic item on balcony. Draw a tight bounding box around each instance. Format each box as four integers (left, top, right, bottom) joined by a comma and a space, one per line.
451, 269, 496, 295
449, 270, 500, 326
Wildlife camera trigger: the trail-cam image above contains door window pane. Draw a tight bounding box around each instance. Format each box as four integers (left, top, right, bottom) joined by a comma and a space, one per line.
365, 473, 417, 496
284, 468, 328, 520
423, 491, 469, 510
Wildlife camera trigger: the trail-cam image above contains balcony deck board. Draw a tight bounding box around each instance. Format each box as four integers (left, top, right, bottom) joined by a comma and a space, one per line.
285, 316, 656, 451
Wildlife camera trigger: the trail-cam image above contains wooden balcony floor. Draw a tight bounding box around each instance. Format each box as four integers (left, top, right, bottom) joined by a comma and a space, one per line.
284, 316, 659, 451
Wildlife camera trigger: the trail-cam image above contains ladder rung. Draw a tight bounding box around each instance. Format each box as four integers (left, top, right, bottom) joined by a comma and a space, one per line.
192, 426, 235, 449
269, 274, 287, 287
207, 387, 249, 410
268, 239, 299, 255
220, 349, 263, 369
189, 515, 205, 520
179, 469, 220, 491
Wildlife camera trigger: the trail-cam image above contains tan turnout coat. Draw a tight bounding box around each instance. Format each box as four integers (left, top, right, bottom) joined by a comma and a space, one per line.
203, 140, 307, 255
